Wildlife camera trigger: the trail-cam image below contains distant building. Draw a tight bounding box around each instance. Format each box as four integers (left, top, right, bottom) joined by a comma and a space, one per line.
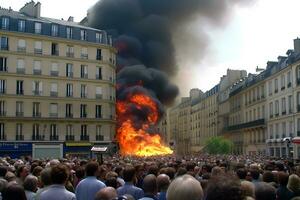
0, 1, 116, 158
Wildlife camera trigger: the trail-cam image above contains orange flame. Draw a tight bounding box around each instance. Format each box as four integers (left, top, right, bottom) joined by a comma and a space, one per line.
116, 93, 173, 156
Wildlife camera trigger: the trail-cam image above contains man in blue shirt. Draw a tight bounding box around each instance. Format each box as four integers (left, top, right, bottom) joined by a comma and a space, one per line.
75, 161, 106, 200
156, 174, 170, 200
117, 165, 144, 199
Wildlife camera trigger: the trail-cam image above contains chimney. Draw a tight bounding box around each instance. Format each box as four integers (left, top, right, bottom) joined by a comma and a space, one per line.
19, 1, 41, 18
68, 16, 74, 22
294, 38, 300, 54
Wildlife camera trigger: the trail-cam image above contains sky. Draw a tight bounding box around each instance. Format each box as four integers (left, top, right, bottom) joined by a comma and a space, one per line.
1, 0, 300, 97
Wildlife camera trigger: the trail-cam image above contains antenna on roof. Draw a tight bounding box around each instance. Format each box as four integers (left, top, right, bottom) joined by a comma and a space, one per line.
256, 66, 264, 72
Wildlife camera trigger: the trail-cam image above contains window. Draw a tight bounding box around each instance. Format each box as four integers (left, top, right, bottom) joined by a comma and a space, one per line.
0, 37, 8, 50
51, 63, 58, 76
66, 124, 73, 135
34, 22, 42, 34
298, 119, 300, 136
66, 63, 73, 77
50, 124, 58, 140
80, 29, 87, 40
51, 43, 59, 56
96, 32, 102, 43
288, 95, 293, 113
96, 105, 102, 118
51, 24, 58, 36
282, 97, 286, 114
289, 121, 294, 137
96, 86, 103, 99
269, 102, 273, 117
2, 17, 9, 30
282, 122, 286, 138
262, 105, 265, 118
0, 123, 5, 140
66, 83, 73, 97
298, 92, 300, 112
17, 59, 25, 74
32, 124, 40, 140
96, 125, 103, 141
275, 78, 278, 93
269, 125, 273, 139
268, 81, 272, 96
66, 104, 73, 118
287, 71, 292, 87
96, 49, 102, 60
16, 80, 24, 95
33, 102, 41, 117
80, 65, 88, 78
275, 123, 279, 138
16, 101, 23, 116
34, 41, 42, 54
33, 61, 41, 75
0, 101, 5, 116
16, 123, 23, 140
49, 103, 58, 117
81, 125, 88, 140
281, 75, 285, 89
0, 57, 7, 72
66, 45, 74, 57
18, 20, 25, 32
0, 80, 6, 94
96, 67, 102, 79
81, 47, 88, 59
261, 85, 265, 98
32, 81, 43, 95
80, 104, 87, 118
17, 39, 26, 52
66, 27, 73, 39
50, 83, 58, 96
81, 85, 87, 98
275, 100, 279, 116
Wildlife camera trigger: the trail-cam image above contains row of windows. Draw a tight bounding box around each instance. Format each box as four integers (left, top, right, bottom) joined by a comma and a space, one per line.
245, 105, 265, 122
269, 121, 295, 139
0, 123, 107, 141
0, 79, 114, 99
268, 71, 292, 96
244, 85, 265, 105
0, 101, 112, 119
0, 37, 110, 62
269, 95, 293, 118
1, 17, 112, 45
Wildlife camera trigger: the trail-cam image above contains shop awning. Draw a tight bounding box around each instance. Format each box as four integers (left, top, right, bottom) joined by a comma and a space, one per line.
65, 142, 91, 147
91, 146, 108, 152
292, 137, 300, 144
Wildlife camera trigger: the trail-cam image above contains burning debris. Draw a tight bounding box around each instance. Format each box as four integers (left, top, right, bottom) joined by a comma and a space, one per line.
87, 0, 254, 156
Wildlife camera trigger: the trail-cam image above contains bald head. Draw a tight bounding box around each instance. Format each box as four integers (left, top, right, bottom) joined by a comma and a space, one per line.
167, 175, 203, 200
157, 174, 170, 192
95, 187, 117, 200
143, 174, 157, 195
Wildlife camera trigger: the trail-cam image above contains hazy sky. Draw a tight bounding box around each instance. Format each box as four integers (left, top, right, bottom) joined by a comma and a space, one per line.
1, 0, 300, 97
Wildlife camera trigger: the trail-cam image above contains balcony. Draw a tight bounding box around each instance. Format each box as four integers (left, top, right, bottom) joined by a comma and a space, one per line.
33, 90, 42, 96
81, 74, 88, 79
96, 55, 103, 60
17, 47, 26, 52
15, 112, 24, 117
33, 112, 41, 118
50, 71, 59, 76
16, 68, 25, 74
226, 119, 265, 131
51, 50, 59, 56
66, 93, 73, 97
0, 46, 8, 51
66, 52, 74, 57
0, 89, 6, 94
66, 113, 73, 118
34, 48, 42, 55
16, 90, 24, 95
96, 135, 104, 141
282, 111, 286, 115
0, 135, 6, 140
297, 79, 300, 86
80, 135, 89, 141
81, 54, 88, 59
270, 114, 273, 118
275, 89, 278, 93
96, 115, 102, 119
261, 95, 265, 99
96, 75, 102, 80
49, 113, 58, 118
32, 134, 45, 141
275, 113, 279, 117
65, 135, 74, 141
298, 105, 300, 112
96, 94, 103, 99
50, 135, 59, 141
288, 82, 292, 88
33, 69, 41, 75
80, 113, 87, 118
66, 72, 73, 78
50, 91, 58, 97
16, 135, 24, 141
81, 93, 87, 98
281, 86, 285, 91
0, 111, 6, 116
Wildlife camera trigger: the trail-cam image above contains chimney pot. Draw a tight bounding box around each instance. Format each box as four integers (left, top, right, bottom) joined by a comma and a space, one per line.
68, 16, 74, 22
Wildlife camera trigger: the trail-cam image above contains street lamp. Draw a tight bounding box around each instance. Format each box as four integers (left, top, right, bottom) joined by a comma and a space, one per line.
283, 137, 291, 158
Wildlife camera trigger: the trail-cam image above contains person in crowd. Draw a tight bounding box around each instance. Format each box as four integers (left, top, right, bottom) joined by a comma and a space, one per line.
240, 180, 255, 199
32, 166, 43, 177
95, 187, 118, 200
262, 171, 278, 188
255, 182, 276, 200
117, 165, 144, 200
205, 175, 244, 200
23, 175, 38, 200
15, 165, 29, 185
276, 172, 294, 200
35, 168, 52, 200
75, 161, 106, 200
287, 174, 300, 197
250, 169, 261, 187
0, 178, 7, 200
73, 167, 85, 188
156, 174, 170, 200
166, 174, 203, 200
139, 174, 157, 200
39, 164, 76, 200
2, 182, 27, 200
0, 167, 7, 179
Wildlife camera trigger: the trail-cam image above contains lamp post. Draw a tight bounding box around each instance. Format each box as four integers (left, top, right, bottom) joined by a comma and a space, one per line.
283, 137, 291, 158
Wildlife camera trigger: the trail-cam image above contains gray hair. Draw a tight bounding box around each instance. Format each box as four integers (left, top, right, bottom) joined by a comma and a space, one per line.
23, 175, 38, 192
40, 168, 52, 186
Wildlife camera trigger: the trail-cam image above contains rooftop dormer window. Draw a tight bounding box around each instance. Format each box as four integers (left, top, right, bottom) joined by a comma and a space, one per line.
51, 24, 58, 36
2, 17, 9, 30
18, 20, 25, 32
96, 32, 102, 43
66, 27, 73, 39
80, 29, 87, 41
34, 22, 42, 34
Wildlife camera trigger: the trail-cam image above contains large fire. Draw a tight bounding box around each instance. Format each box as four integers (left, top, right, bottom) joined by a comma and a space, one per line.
116, 93, 173, 157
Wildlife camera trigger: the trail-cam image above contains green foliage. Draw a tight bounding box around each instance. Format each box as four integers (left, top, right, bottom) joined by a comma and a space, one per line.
204, 136, 233, 155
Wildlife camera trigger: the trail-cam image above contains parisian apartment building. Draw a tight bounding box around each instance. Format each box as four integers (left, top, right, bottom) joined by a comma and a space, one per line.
168, 39, 300, 159
0, 2, 116, 158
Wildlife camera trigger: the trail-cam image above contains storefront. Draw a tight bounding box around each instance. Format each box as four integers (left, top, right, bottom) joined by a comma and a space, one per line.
0, 142, 32, 158
32, 143, 63, 159
64, 142, 92, 159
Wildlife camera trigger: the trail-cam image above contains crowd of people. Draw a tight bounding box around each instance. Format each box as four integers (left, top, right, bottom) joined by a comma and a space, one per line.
0, 154, 299, 200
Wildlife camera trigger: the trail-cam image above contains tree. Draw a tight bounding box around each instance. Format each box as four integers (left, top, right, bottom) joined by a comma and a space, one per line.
204, 136, 233, 155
